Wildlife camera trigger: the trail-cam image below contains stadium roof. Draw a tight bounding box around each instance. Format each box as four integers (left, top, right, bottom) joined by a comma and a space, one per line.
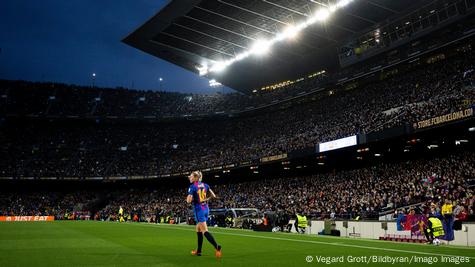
124, 0, 432, 94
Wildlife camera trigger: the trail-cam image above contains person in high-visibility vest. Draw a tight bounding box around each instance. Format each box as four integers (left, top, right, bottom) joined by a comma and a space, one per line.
295, 213, 307, 234
119, 206, 125, 223
225, 216, 233, 228
424, 215, 445, 244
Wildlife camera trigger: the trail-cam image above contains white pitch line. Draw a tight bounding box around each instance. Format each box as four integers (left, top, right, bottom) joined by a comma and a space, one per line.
134, 223, 475, 259
285, 231, 475, 251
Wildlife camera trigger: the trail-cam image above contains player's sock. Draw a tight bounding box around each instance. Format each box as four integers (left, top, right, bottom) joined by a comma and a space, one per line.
204, 231, 218, 250
197, 232, 203, 253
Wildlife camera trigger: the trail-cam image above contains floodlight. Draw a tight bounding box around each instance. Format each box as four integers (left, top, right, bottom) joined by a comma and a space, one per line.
280, 25, 300, 40
209, 79, 222, 87
204, 0, 355, 73
210, 61, 228, 72
337, 0, 353, 8
314, 8, 330, 22
235, 51, 250, 61
251, 40, 272, 56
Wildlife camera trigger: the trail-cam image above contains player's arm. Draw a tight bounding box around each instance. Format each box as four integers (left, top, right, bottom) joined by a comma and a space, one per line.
186, 186, 194, 203
201, 189, 217, 202
209, 189, 217, 199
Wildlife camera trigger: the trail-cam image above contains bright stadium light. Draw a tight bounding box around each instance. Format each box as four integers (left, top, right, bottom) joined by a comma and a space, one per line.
250, 40, 272, 56
204, 0, 356, 74
209, 79, 222, 87
209, 61, 228, 72
91, 73, 97, 87
312, 8, 330, 22
196, 64, 208, 76
280, 25, 300, 40
336, 0, 354, 8
235, 51, 250, 61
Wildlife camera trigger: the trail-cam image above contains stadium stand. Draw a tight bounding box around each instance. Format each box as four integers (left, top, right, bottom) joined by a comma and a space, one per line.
0, 37, 473, 176
0, 150, 473, 222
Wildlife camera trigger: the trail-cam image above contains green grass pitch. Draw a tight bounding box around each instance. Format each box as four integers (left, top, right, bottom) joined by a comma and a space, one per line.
0, 221, 473, 267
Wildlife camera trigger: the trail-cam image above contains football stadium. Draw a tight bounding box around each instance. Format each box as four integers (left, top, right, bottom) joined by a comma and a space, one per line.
1, 0, 475, 266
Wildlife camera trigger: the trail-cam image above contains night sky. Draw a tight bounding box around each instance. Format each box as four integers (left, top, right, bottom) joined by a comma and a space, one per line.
0, 0, 232, 93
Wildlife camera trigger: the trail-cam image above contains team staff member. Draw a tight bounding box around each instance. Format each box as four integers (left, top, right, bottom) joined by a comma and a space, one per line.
187, 171, 222, 258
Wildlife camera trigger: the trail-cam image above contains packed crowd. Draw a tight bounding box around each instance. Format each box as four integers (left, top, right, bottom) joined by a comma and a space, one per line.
1, 45, 471, 122
0, 151, 473, 222
206, 151, 475, 220
0, 190, 97, 219
0, 80, 274, 118
1, 40, 474, 177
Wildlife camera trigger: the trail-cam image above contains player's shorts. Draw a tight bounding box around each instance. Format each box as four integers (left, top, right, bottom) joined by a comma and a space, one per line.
194, 205, 209, 223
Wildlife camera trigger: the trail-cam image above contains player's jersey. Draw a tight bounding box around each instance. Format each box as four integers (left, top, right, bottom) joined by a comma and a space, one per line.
188, 181, 210, 209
